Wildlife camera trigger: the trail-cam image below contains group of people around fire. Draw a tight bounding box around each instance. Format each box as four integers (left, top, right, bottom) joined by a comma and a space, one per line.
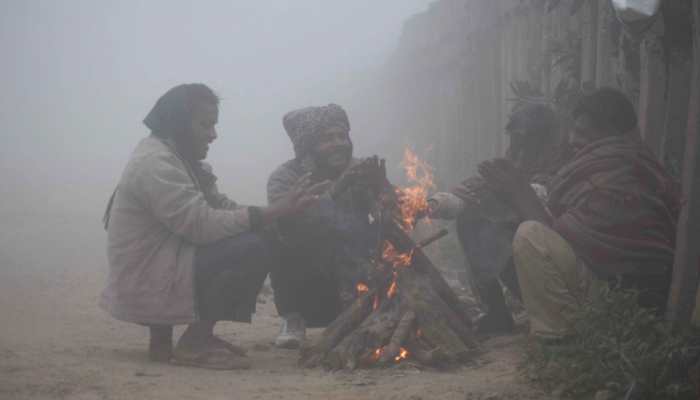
102, 83, 680, 369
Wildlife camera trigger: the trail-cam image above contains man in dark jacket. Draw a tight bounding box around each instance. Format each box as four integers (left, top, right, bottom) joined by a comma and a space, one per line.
267, 104, 383, 348
428, 103, 560, 334
479, 88, 678, 338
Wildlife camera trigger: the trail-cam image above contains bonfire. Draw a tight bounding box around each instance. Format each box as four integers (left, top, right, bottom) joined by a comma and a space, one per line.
300, 149, 477, 370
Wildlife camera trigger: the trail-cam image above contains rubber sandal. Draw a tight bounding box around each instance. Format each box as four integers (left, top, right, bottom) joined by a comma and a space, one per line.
212, 335, 248, 356
171, 345, 251, 370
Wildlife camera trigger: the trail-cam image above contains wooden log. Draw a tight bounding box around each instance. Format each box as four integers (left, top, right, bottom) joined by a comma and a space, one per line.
398, 269, 477, 360
666, 0, 700, 329
300, 155, 476, 369
386, 222, 475, 336
323, 300, 400, 370
299, 291, 375, 368
378, 311, 415, 363
300, 221, 477, 369
638, 21, 667, 156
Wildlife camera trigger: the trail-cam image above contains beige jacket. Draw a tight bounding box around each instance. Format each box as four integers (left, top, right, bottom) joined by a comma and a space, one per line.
100, 135, 251, 325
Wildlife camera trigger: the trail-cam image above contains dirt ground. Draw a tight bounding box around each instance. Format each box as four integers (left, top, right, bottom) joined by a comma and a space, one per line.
0, 197, 553, 400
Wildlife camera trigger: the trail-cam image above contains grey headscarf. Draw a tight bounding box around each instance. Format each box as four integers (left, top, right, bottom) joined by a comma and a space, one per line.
105, 84, 219, 230
143, 83, 218, 139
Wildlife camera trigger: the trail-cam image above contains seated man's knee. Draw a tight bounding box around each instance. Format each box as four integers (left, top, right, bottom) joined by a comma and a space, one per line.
512, 220, 567, 274
254, 236, 281, 269
230, 233, 278, 275
513, 220, 548, 254
513, 220, 578, 278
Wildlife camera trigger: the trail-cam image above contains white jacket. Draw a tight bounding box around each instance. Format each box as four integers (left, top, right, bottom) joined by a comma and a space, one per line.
101, 135, 250, 325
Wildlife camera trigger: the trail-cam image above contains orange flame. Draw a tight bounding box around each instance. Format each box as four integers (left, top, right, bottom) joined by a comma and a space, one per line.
371, 347, 384, 362
395, 148, 435, 231
375, 149, 433, 305
381, 242, 414, 268
370, 347, 409, 364
386, 278, 398, 299
394, 347, 409, 362
356, 282, 369, 294
372, 294, 380, 311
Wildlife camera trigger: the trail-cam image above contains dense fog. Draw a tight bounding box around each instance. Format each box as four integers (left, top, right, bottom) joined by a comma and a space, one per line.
0, 1, 433, 273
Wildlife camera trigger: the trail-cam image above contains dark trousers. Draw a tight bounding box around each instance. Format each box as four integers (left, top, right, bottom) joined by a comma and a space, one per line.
194, 233, 274, 322
268, 194, 379, 327
269, 248, 342, 327
456, 215, 521, 321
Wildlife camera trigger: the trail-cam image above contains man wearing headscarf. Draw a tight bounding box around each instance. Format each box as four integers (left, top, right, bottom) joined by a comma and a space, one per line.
102, 83, 323, 369
426, 103, 560, 335
267, 104, 383, 348
479, 88, 678, 339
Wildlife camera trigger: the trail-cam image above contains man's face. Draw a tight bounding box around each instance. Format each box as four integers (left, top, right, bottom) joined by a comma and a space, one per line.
569, 114, 606, 154
506, 127, 528, 168
188, 102, 219, 160
312, 126, 352, 173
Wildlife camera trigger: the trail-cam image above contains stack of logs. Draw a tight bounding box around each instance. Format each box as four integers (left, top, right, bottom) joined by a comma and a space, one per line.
300, 203, 478, 370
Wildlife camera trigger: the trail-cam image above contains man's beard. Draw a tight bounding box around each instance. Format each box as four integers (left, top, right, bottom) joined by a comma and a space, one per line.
173, 131, 207, 162
312, 144, 353, 179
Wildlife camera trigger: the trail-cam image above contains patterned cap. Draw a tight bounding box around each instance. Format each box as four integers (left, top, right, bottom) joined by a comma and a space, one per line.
282, 103, 350, 158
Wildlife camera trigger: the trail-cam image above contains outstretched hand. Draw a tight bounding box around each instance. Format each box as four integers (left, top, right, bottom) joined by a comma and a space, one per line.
264, 173, 330, 223
288, 173, 331, 212
478, 158, 528, 198
332, 156, 386, 199
478, 158, 552, 224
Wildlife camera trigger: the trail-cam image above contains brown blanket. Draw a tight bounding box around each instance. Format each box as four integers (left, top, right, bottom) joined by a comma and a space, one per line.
547, 135, 679, 278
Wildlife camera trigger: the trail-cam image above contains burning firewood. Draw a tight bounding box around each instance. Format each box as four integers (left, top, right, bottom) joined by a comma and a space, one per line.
300, 150, 478, 370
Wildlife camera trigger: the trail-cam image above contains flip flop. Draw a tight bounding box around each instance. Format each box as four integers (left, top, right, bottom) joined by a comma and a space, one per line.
211, 335, 248, 357
171, 345, 251, 370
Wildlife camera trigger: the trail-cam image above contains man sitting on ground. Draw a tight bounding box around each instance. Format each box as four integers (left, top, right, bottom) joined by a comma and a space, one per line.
427, 103, 560, 334
267, 104, 383, 348
101, 83, 323, 369
478, 88, 678, 339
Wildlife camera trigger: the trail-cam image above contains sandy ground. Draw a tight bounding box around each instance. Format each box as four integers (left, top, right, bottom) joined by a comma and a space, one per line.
0, 194, 553, 400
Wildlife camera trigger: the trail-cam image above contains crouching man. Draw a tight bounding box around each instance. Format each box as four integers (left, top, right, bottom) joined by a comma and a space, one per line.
427, 103, 560, 334
267, 104, 382, 348
101, 84, 323, 369
478, 88, 678, 339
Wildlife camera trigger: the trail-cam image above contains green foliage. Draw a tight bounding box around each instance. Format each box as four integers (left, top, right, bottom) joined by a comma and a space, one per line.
522, 287, 699, 399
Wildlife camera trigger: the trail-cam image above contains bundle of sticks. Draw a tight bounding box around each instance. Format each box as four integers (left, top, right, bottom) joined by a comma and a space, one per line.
299, 158, 478, 370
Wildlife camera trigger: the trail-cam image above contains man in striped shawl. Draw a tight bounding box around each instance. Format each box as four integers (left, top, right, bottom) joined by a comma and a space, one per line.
478, 88, 678, 339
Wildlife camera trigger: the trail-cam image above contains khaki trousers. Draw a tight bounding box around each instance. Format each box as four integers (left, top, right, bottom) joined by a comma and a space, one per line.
512, 221, 604, 338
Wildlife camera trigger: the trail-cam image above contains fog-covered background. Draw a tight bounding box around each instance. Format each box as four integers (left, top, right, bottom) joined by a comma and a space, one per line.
0, 1, 433, 274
